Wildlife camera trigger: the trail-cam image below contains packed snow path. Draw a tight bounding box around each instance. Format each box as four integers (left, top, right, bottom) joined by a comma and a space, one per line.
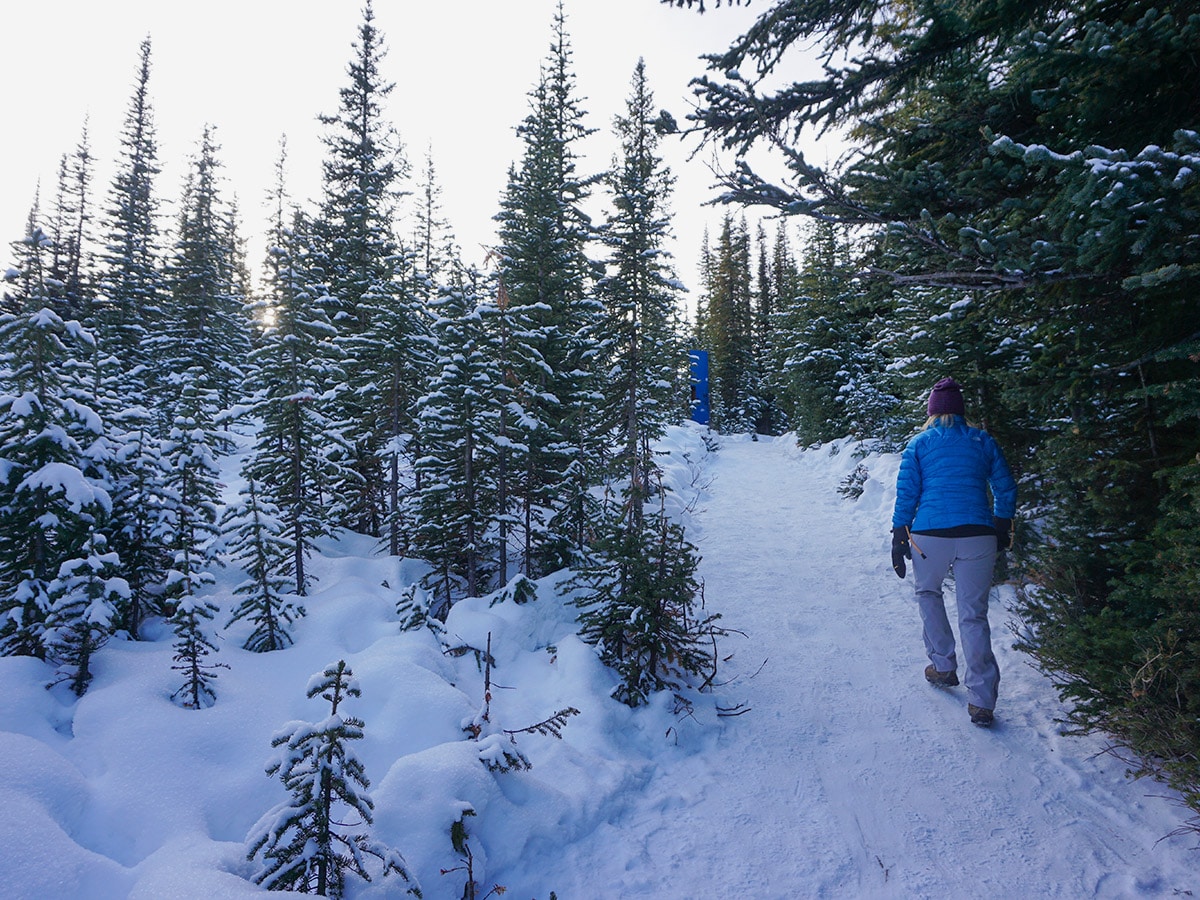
555, 434, 1197, 899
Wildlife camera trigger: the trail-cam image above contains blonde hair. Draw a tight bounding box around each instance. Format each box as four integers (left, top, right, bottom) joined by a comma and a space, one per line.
923, 413, 967, 430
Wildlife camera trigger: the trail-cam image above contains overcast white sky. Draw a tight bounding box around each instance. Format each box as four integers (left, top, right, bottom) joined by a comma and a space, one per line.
2, 0, 837, 300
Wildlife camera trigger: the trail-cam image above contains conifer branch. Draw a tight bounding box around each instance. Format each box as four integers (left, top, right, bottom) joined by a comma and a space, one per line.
502, 707, 581, 740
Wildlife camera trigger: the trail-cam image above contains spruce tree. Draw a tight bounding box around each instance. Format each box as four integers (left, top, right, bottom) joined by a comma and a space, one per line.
102, 400, 171, 639
164, 325, 226, 702
154, 132, 242, 656
44, 529, 127, 697
169, 589, 223, 709
94, 37, 174, 634
160, 376, 224, 634
222, 475, 304, 652
695, 214, 760, 434
160, 125, 251, 428
570, 487, 718, 708
479, 263, 540, 587
246, 660, 420, 897
314, 1, 421, 540
0, 230, 115, 660
243, 147, 347, 595
386, 151, 460, 559
749, 222, 787, 435
761, 223, 803, 434
411, 149, 459, 289
769, 219, 901, 444
95, 36, 166, 426
599, 59, 688, 518
412, 265, 502, 607
883, 282, 1019, 438
46, 124, 98, 324
495, 2, 603, 575
342, 250, 431, 551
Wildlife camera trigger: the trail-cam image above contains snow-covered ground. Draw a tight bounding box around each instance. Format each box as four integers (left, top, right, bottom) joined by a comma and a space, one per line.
1, 426, 1196, 898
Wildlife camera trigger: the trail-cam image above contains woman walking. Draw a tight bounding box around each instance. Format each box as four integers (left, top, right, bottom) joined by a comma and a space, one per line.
891, 378, 1017, 726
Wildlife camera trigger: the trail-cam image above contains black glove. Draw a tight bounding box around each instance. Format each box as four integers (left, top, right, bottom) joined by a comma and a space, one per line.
994, 517, 1013, 551
891, 527, 911, 578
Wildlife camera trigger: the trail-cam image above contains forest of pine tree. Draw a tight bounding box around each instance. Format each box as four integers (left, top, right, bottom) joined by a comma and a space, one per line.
0, 1, 721, 727
5, 0, 1200, 836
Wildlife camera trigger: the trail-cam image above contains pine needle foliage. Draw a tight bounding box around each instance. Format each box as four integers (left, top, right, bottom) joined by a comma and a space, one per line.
246, 659, 420, 897
569, 489, 719, 708
222, 476, 304, 653
169, 592, 224, 709
0, 279, 113, 660
495, 1, 604, 577
44, 530, 127, 696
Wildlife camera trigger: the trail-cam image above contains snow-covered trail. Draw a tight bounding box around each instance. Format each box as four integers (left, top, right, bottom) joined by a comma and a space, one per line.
556, 434, 1197, 898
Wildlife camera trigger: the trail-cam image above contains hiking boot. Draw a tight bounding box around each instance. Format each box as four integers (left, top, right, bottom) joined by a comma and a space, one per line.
924, 664, 959, 687
969, 704, 994, 727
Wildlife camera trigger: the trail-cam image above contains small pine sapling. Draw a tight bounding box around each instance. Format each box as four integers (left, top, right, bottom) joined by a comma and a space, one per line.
837, 462, 869, 501
441, 808, 507, 900
570, 490, 722, 707
170, 594, 227, 709
44, 531, 129, 697
396, 582, 441, 635
163, 414, 225, 706
246, 659, 420, 898
462, 633, 578, 772
490, 573, 537, 607
223, 476, 305, 652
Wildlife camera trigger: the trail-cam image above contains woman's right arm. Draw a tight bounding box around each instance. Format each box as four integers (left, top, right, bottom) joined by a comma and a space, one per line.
987, 436, 1017, 519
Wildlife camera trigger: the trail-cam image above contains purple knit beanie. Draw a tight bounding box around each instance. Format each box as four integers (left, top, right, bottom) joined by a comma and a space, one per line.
927, 377, 965, 417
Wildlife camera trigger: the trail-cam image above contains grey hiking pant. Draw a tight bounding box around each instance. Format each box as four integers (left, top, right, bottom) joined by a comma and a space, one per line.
911, 533, 1000, 711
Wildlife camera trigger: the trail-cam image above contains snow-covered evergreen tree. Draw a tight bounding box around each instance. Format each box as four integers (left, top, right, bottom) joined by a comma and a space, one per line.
570, 486, 718, 708
495, 2, 604, 575
222, 475, 304, 652
412, 265, 502, 607
95, 37, 166, 429
102, 399, 171, 639
882, 282, 1020, 439
479, 263, 540, 587
695, 214, 762, 434
0, 232, 116, 660
44, 530, 128, 696
169, 588, 223, 709
749, 223, 788, 436
411, 149, 459, 291
159, 125, 251, 427
342, 250, 432, 551
46, 125, 99, 324
242, 147, 347, 595
246, 659, 419, 898
91, 38, 174, 634
769, 219, 901, 444
162, 191, 232, 685
160, 376, 224, 627
599, 59, 688, 514
313, 1, 423, 540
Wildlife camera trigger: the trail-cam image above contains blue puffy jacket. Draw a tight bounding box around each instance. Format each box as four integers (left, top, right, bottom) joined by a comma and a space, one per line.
892, 417, 1017, 532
